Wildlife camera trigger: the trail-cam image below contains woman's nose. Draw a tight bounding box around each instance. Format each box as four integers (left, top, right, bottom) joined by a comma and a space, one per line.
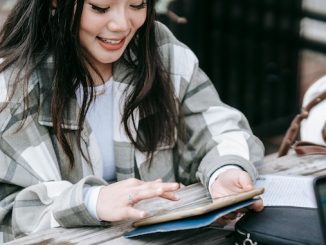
107, 8, 129, 32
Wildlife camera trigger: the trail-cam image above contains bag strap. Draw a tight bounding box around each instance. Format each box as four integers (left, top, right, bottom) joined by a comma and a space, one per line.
278, 91, 326, 157
293, 141, 326, 155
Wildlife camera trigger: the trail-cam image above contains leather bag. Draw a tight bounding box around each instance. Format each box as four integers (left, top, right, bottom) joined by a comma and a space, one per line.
278, 91, 326, 157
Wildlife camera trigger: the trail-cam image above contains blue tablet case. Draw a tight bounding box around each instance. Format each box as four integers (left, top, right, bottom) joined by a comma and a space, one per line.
125, 198, 256, 238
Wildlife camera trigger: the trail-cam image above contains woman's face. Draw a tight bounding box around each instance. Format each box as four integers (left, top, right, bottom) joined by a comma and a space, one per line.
79, 0, 147, 78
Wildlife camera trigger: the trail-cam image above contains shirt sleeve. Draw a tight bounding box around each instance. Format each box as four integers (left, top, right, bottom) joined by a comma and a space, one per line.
176, 62, 264, 188
155, 22, 264, 189
83, 185, 103, 220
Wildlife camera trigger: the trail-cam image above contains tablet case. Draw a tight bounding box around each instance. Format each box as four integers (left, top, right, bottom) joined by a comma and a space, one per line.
125, 198, 257, 238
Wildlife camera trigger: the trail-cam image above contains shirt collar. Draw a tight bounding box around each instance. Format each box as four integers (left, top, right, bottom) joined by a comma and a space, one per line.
37, 57, 132, 130
37, 57, 80, 130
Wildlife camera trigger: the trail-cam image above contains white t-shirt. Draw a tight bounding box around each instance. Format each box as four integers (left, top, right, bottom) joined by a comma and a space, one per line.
76, 79, 117, 220
76, 78, 116, 181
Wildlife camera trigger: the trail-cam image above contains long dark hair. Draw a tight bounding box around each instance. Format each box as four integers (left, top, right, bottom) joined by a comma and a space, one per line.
0, 0, 179, 167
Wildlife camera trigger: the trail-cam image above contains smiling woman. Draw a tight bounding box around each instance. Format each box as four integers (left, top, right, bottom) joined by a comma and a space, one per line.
0, 0, 264, 242
79, 0, 148, 82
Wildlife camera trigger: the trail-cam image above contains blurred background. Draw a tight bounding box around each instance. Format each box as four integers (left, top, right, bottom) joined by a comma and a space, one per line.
1, 0, 326, 155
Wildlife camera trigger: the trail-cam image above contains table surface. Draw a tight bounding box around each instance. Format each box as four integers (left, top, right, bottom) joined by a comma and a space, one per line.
5, 153, 326, 245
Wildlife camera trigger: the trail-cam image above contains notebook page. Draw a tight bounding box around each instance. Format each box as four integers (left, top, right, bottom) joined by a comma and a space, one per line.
255, 175, 316, 208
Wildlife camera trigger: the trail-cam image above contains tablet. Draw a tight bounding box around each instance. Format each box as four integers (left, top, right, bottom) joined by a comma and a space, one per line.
133, 187, 264, 227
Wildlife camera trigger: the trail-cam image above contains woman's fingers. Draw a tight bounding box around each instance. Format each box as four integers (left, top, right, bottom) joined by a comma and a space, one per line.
130, 182, 180, 203
97, 179, 180, 222
215, 217, 231, 226
249, 198, 264, 212
215, 211, 244, 226
236, 207, 249, 214
146, 181, 180, 192
129, 188, 163, 204
160, 191, 179, 201
107, 207, 147, 221
222, 211, 238, 220
125, 207, 148, 220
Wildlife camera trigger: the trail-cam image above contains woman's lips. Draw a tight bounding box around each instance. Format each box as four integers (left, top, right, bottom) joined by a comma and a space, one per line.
97, 37, 126, 51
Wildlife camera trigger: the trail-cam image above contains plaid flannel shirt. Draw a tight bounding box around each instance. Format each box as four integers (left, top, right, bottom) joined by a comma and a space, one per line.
0, 22, 264, 242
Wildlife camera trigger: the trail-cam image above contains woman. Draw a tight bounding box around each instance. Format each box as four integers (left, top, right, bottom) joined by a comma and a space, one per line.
0, 0, 264, 242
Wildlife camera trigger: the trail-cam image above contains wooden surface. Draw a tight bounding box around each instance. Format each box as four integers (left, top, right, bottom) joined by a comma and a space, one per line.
5, 153, 326, 244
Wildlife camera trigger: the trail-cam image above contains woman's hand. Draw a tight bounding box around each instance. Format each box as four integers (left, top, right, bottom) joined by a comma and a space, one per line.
96, 178, 180, 222
210, 168, 264, 225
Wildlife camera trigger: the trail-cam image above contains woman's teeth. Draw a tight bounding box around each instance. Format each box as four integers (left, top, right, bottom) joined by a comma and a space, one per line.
99, 37, 122, 44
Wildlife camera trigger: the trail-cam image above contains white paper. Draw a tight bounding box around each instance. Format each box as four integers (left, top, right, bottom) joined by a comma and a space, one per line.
255, 175, 316, 208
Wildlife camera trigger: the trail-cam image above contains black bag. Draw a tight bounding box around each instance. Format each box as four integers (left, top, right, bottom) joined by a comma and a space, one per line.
234, 206, 324, 245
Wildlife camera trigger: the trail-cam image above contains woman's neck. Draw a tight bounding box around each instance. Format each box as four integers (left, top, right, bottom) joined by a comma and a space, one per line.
88, 63, 113, 86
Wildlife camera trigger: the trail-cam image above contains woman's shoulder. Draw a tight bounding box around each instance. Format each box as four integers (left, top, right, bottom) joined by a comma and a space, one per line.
154, 21, 179, 45
0, 58, 18, 104
154, 21, 199, 76
0, 58, 47, 128
0, 58, 50, 104
0, 58, 46, 132
0, 63, 19, 132
154, 21, 192, 51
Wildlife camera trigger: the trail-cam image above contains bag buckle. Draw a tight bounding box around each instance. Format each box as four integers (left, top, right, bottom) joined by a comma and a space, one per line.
243, 233, 257, 245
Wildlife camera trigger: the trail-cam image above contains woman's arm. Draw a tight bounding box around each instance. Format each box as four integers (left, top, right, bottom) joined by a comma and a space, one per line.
155, 22, 264, 187
0, 153, 109, 242
0, 76, 109, 241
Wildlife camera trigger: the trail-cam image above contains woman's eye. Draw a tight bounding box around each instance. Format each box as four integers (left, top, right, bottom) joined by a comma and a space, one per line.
90, 4, 110, 13
130, 1, 147, 9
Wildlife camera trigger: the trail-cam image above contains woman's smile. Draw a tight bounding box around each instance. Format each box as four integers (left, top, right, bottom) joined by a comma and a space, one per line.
79, 0, 147, 79
96, 36, 126, 51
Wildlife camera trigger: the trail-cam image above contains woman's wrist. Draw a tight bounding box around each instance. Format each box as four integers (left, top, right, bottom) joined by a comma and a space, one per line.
83, 185, 104, 220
